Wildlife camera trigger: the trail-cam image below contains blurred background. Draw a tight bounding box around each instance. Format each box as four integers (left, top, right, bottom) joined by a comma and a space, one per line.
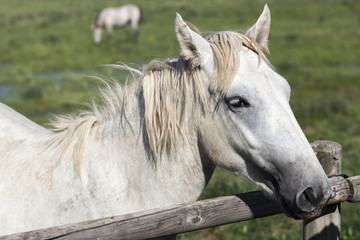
0, 0, 359, 239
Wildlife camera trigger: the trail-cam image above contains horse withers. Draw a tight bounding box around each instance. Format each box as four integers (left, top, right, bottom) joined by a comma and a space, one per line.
0, 5, 332, 237
92, 4, 142, 44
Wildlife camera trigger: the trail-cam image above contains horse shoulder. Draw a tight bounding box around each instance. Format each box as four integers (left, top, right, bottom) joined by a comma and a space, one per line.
127, 4, 141, 14
129, 5, 141, 22
97, 8, 114, 26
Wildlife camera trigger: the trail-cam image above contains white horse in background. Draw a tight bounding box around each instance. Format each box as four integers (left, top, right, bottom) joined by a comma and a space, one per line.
92, 4, 142, 44
0, 5, 332, 237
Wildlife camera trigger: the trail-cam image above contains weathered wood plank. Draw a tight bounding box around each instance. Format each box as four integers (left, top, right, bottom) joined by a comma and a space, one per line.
327, 175, 360, 204
0, 191, 283, 240
1, 175, 358, 240
347, 175, 360, 202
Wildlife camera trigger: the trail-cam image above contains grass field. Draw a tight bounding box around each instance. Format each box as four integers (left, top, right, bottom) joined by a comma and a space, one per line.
0, 0, 359, 239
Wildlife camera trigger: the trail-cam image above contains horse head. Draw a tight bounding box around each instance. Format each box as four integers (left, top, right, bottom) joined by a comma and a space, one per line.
175, 5, 332, 219
93, 25, 102, 44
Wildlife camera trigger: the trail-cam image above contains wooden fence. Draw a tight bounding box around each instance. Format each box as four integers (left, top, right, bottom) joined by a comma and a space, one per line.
1, 141, 359, 240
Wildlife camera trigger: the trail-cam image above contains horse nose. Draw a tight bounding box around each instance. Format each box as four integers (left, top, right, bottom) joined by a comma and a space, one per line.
295, 187, 324, 213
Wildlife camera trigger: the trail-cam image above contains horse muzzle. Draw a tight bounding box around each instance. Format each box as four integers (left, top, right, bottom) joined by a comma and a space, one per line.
280, 181, 333, 219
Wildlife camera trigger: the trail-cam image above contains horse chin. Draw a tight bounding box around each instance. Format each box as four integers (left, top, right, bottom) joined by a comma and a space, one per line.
278, 197, 303, 220
261, 181, 325, 220
255, 181, 304, 219
280, 199, 324, 220
258, 185, 311, 219
258, 171, 331, 220
276, 191, 329, 220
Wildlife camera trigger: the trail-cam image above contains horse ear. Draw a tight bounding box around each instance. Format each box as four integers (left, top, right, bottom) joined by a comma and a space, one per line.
245, 4, 271, 52
175, 13, 214, 73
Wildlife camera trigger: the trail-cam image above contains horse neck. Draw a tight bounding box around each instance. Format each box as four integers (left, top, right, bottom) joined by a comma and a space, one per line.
79, 94, 215, 211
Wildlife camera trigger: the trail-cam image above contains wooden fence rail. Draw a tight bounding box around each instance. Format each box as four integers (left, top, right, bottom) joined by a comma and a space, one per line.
1, 141, 359, 240
1, 175, 359, 240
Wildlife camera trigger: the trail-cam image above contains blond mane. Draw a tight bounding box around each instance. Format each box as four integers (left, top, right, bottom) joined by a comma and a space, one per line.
51, 30, 270, 170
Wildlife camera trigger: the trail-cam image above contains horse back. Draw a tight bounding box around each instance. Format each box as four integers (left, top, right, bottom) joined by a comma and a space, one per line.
0, 102, 51, 139
97, 5, 141, 27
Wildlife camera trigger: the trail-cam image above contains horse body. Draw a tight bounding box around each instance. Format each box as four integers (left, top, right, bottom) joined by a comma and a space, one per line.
0, 103, 84, 232
93, 4, 142, 44
0, 95, 210, 235
1, 5, 332, 236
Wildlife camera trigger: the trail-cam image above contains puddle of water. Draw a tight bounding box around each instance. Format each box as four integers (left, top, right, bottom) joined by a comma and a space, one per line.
0, 85, 17, 101
0, 70, 89, 102
352, 65, 360, 71
34, 71, 69, 83
33, 70, 87, 85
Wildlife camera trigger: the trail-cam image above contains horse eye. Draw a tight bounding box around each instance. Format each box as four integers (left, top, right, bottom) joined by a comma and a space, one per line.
226, 97, 250, 110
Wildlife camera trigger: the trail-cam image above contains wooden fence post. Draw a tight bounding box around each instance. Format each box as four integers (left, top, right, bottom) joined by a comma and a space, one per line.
303, 140, 342, 240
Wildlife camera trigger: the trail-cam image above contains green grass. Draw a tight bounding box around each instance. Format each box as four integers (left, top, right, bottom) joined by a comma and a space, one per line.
1, 0, 360, 239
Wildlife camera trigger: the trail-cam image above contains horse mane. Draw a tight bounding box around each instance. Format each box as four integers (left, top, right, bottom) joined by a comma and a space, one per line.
94, 9, 102, 27
50, 30, 270, 172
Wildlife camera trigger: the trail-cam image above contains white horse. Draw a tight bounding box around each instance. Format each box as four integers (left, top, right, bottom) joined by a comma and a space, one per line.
0, 5, 332, 237
92, 4, 142, 44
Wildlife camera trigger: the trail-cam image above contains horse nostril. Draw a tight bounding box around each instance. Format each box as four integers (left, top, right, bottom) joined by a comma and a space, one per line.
303, 187, 316, 204
296, 187, 320, 213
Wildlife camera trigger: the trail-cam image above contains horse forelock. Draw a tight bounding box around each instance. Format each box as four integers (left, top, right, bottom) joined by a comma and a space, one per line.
207, 31, 272, 97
